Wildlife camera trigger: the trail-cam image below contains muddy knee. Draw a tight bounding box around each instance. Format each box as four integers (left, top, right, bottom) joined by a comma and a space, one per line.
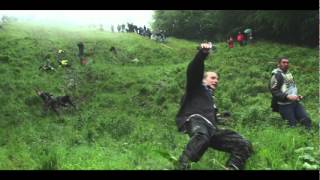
185, 132, 210, 162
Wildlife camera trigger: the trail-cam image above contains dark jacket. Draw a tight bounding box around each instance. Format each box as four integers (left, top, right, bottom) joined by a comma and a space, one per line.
176, 50, 217, 132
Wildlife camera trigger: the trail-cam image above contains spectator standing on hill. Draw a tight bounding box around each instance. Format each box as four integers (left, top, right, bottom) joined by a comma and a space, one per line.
269, 57, 312, 130
237, 32, 245, 46
227, 36, 234, 48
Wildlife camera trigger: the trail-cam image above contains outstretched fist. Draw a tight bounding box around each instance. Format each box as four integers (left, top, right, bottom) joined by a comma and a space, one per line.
200, 42, 212, 54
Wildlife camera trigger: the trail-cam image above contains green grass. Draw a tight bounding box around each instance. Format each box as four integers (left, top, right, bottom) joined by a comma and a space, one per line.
0, 21, 318, 170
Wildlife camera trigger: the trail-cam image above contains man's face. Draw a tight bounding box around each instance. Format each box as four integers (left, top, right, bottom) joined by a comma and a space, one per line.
203, 72, 219, 90
279, 59, 289, 72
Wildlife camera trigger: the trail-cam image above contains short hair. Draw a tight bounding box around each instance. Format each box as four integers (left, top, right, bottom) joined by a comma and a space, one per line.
203, 71, 218, 79
278, 57, 288, 63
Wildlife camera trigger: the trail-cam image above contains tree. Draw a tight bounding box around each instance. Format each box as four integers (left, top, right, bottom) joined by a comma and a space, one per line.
152, 10, 318, 47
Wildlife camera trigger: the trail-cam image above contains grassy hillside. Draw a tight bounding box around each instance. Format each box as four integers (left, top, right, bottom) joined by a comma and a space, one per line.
0, 22, 318, 170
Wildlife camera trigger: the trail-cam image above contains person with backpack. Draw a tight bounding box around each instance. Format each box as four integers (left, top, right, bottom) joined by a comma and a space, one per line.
175, 42, 253, 170
269, 57, 312, 130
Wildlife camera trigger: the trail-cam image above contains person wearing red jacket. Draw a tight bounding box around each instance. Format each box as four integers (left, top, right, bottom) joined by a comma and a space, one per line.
237, 32, 244, 46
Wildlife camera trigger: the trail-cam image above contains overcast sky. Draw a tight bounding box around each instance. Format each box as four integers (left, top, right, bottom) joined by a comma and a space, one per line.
0, 10, 155, 28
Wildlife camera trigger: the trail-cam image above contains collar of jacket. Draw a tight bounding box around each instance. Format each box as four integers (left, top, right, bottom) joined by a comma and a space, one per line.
203, 84, 214, 96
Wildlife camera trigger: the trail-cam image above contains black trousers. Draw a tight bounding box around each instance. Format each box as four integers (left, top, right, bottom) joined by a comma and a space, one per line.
181, 117, 253, 169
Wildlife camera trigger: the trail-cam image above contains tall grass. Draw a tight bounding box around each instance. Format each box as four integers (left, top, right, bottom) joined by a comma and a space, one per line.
0, 22, 318, 170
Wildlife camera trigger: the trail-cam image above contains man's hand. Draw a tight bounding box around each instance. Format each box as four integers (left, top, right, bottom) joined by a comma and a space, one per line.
287, 95, 301, 101
200, 42, 213, 54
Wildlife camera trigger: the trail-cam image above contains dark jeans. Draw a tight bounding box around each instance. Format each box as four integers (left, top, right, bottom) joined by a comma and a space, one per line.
180, 117, 253, 170
278, 102, 312, 129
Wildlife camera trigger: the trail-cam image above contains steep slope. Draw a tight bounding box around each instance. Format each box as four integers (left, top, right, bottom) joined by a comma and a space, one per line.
0, 22, 318, 170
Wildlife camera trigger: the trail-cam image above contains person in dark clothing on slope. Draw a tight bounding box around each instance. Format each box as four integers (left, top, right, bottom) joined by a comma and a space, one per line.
175, 42, 253, 170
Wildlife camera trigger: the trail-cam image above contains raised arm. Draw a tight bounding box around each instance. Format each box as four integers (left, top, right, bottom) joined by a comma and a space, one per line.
186, 43, 211, 94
